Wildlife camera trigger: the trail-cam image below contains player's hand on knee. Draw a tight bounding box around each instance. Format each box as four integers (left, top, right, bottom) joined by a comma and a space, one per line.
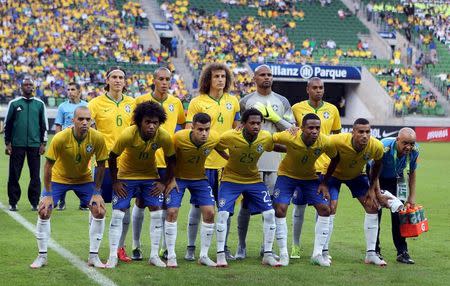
38, 196, 53, 218
151, 181, 165, 196
364, 190, 379, 210
164, 178, 179, 196
113, 181, 127, 198
90, 195, 106, 216
317, 183, 330, 201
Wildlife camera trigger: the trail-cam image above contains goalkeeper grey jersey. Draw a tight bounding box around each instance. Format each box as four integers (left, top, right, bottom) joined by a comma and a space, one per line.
240, 91, 295, 171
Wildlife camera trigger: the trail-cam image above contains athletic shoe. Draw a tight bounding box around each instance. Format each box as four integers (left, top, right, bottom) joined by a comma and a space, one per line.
57, 200, 66, 211
30, 254, 48, 269
167, 257, 178, 268
311, 254, 331, 267
322, 250, 332, 264
131, 248, 143, 261
31, 205, 38, 211
216, 252, 228, 267
376, 252, 384, 261
88, 255, 106, 268
365, 252, 387, 266
149, 256, 166, 268
290, 245, 301, 259
198, 256, 217, 267
396, 252, 415, 264
159, 248, 168, 260
117, 247, 132, 263
105, 256, 118, 269
260, 246, 280, 260
79, 205, 89, 211
235, 245, 246, 260
225, 247, 235, 260
279, 254, 289, 267
184, 246, 196, 261
262, 253, 281, 267
9, 205, 17, 211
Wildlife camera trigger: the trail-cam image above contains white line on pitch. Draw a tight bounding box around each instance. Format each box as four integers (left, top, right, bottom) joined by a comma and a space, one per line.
0, 202, 118, 286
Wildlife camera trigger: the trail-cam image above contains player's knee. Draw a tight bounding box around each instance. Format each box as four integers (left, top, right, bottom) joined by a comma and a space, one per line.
166, 208, 179, 222
148, 205, 161, 212
274, 204, 287, 218
316, 204, 330, 217
262, 209, 275, 224
91, 205, 105, 219
38, 211, 51, 220
135, 198, 145, 209
201, 207, 215, 223
330, 201, 338, 215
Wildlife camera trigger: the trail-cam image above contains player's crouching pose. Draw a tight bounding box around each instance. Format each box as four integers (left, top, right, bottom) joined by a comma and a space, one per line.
165, 112, 226, 267
215, 108, 286, 267
106, 101, 176, 268
31, 106, 109, 269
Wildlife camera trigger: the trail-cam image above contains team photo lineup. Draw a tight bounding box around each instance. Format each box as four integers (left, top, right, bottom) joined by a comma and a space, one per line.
1, 0, 448, 285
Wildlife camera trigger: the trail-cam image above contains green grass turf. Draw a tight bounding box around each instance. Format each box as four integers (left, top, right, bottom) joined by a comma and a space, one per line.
1, 140, 449, 286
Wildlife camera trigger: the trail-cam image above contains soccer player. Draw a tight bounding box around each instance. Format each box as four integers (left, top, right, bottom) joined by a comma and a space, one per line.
324, 118, 386, 266
106, 101, 176, 268
375, 128, 418, 264
131, 67, 186, 261
215, 108, 284, 267
272, 113, 337, 267
88, 67, 135, 262
165, 112, 225, 267
236, 64, 294, 259
185, 63, 240, 261
54, 82, 88, 211
290, 77, 341, 259
30, 106, 108, 269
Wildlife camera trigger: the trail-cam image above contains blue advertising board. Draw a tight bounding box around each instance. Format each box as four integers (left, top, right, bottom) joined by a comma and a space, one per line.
152, 22, 173, 31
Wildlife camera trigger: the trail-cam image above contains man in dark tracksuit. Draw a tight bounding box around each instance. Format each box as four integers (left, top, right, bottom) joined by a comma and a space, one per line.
4, 78, 48, 211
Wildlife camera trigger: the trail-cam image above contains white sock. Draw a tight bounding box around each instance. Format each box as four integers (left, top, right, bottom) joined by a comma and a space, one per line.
108, 210, 124, 257
119, 208, 130, 248
237, 207, 251, 249
161, 210, 167, 250
150, 210, 163, 257
187, 205, 201, 247
216, 211, 229, 253
200, 222, 215, 257
364, 213, 378, 252
36, 218, 50, 254
313, 215, 330, 257
132, 205, 145, 249
90, 216, 105, 254
262, 209, 276, 254
165, 221, 177, 259
292, 204, 306, 246
275, 216, 288, 256
323, 214, 335, 252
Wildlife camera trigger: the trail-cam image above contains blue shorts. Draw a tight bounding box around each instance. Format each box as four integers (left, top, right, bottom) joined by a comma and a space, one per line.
218, 181, 272, 214
328, 175, 369, 200
206, 169, 219, 201
112, 179, 164, 209
273, 176, 329, 206
95, 167, 113, 203
45, 182, 95, 207
166, 179, 215, 208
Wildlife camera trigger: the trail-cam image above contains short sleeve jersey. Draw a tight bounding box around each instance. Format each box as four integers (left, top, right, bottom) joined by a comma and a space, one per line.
55, 100, 88, 130
379, 137, 419, 179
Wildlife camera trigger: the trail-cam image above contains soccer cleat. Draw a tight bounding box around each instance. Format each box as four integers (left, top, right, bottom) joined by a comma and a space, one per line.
216, 252, 228, 267
262, 253, 281, 267
225, 247, 235, 261
9, 205, 17, 211
30, 254, 48, 269
159, 248, 168, 260
396, 252, 415, 264
279, 254, 289, 267
184, 246, 196, 261
131, 248, 143, 261
105, 256, 118, 269
88, 255, 106, 268
290, 245, 301, 259
260, 246, 279, 260
117, 247, 132, 263
365, 252, 387, 266
167, 257, 178, 268
322, 250, 332, 264
57, 200, 66, 211
311, 254, 331, 267
149, 256, 167, 268
235, 245, 247, 260
198, 256, 217, 267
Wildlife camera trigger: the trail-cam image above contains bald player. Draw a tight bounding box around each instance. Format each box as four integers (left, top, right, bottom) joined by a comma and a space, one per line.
236, 64, 295, 259
290, 77, 341, 259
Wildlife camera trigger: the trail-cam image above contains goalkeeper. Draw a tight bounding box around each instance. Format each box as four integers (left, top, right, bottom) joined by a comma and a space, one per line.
235, 64, 295, 259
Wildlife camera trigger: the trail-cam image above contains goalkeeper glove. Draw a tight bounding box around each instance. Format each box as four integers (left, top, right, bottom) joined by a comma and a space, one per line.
265, 100, 281, 123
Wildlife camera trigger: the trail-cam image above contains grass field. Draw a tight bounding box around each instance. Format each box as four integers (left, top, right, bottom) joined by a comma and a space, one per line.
1, 141, 449, 286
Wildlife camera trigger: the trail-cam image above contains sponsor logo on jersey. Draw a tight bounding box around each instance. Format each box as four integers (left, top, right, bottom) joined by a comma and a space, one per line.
86, 144, 93, 153
17, 106, 23, 112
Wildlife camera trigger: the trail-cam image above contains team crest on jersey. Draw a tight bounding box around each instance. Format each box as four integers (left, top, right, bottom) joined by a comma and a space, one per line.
86, 144, 93, 153
273, 188, 281, 198
225, 102, 233, 110
165, 196, 171, 204
151, 143, 159, 150
125, 104, 131, 113
314, 148, 321, 156
112, 195, 118, 205
272, 104, 279, 112
168, 104, 174, 112
218, 198, 226, 208
363, 153, 371, 161
323, 111, 330, 119
203, 148, 211, 156
256, 144, 264, 153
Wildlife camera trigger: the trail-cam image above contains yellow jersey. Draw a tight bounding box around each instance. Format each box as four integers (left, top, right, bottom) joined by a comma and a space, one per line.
46, 127, 108, 184
273, 132, 337, 180
111, 125, 175, 180
292, 100, 341, 173
135, 93, 186, 168
216, 129, 274, 184
186, 93, 240, 169
331, 133, 384, 180
174, 129, 220, 180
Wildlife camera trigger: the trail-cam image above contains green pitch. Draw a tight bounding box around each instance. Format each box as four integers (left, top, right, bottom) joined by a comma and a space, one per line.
1, 141, 449, 286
